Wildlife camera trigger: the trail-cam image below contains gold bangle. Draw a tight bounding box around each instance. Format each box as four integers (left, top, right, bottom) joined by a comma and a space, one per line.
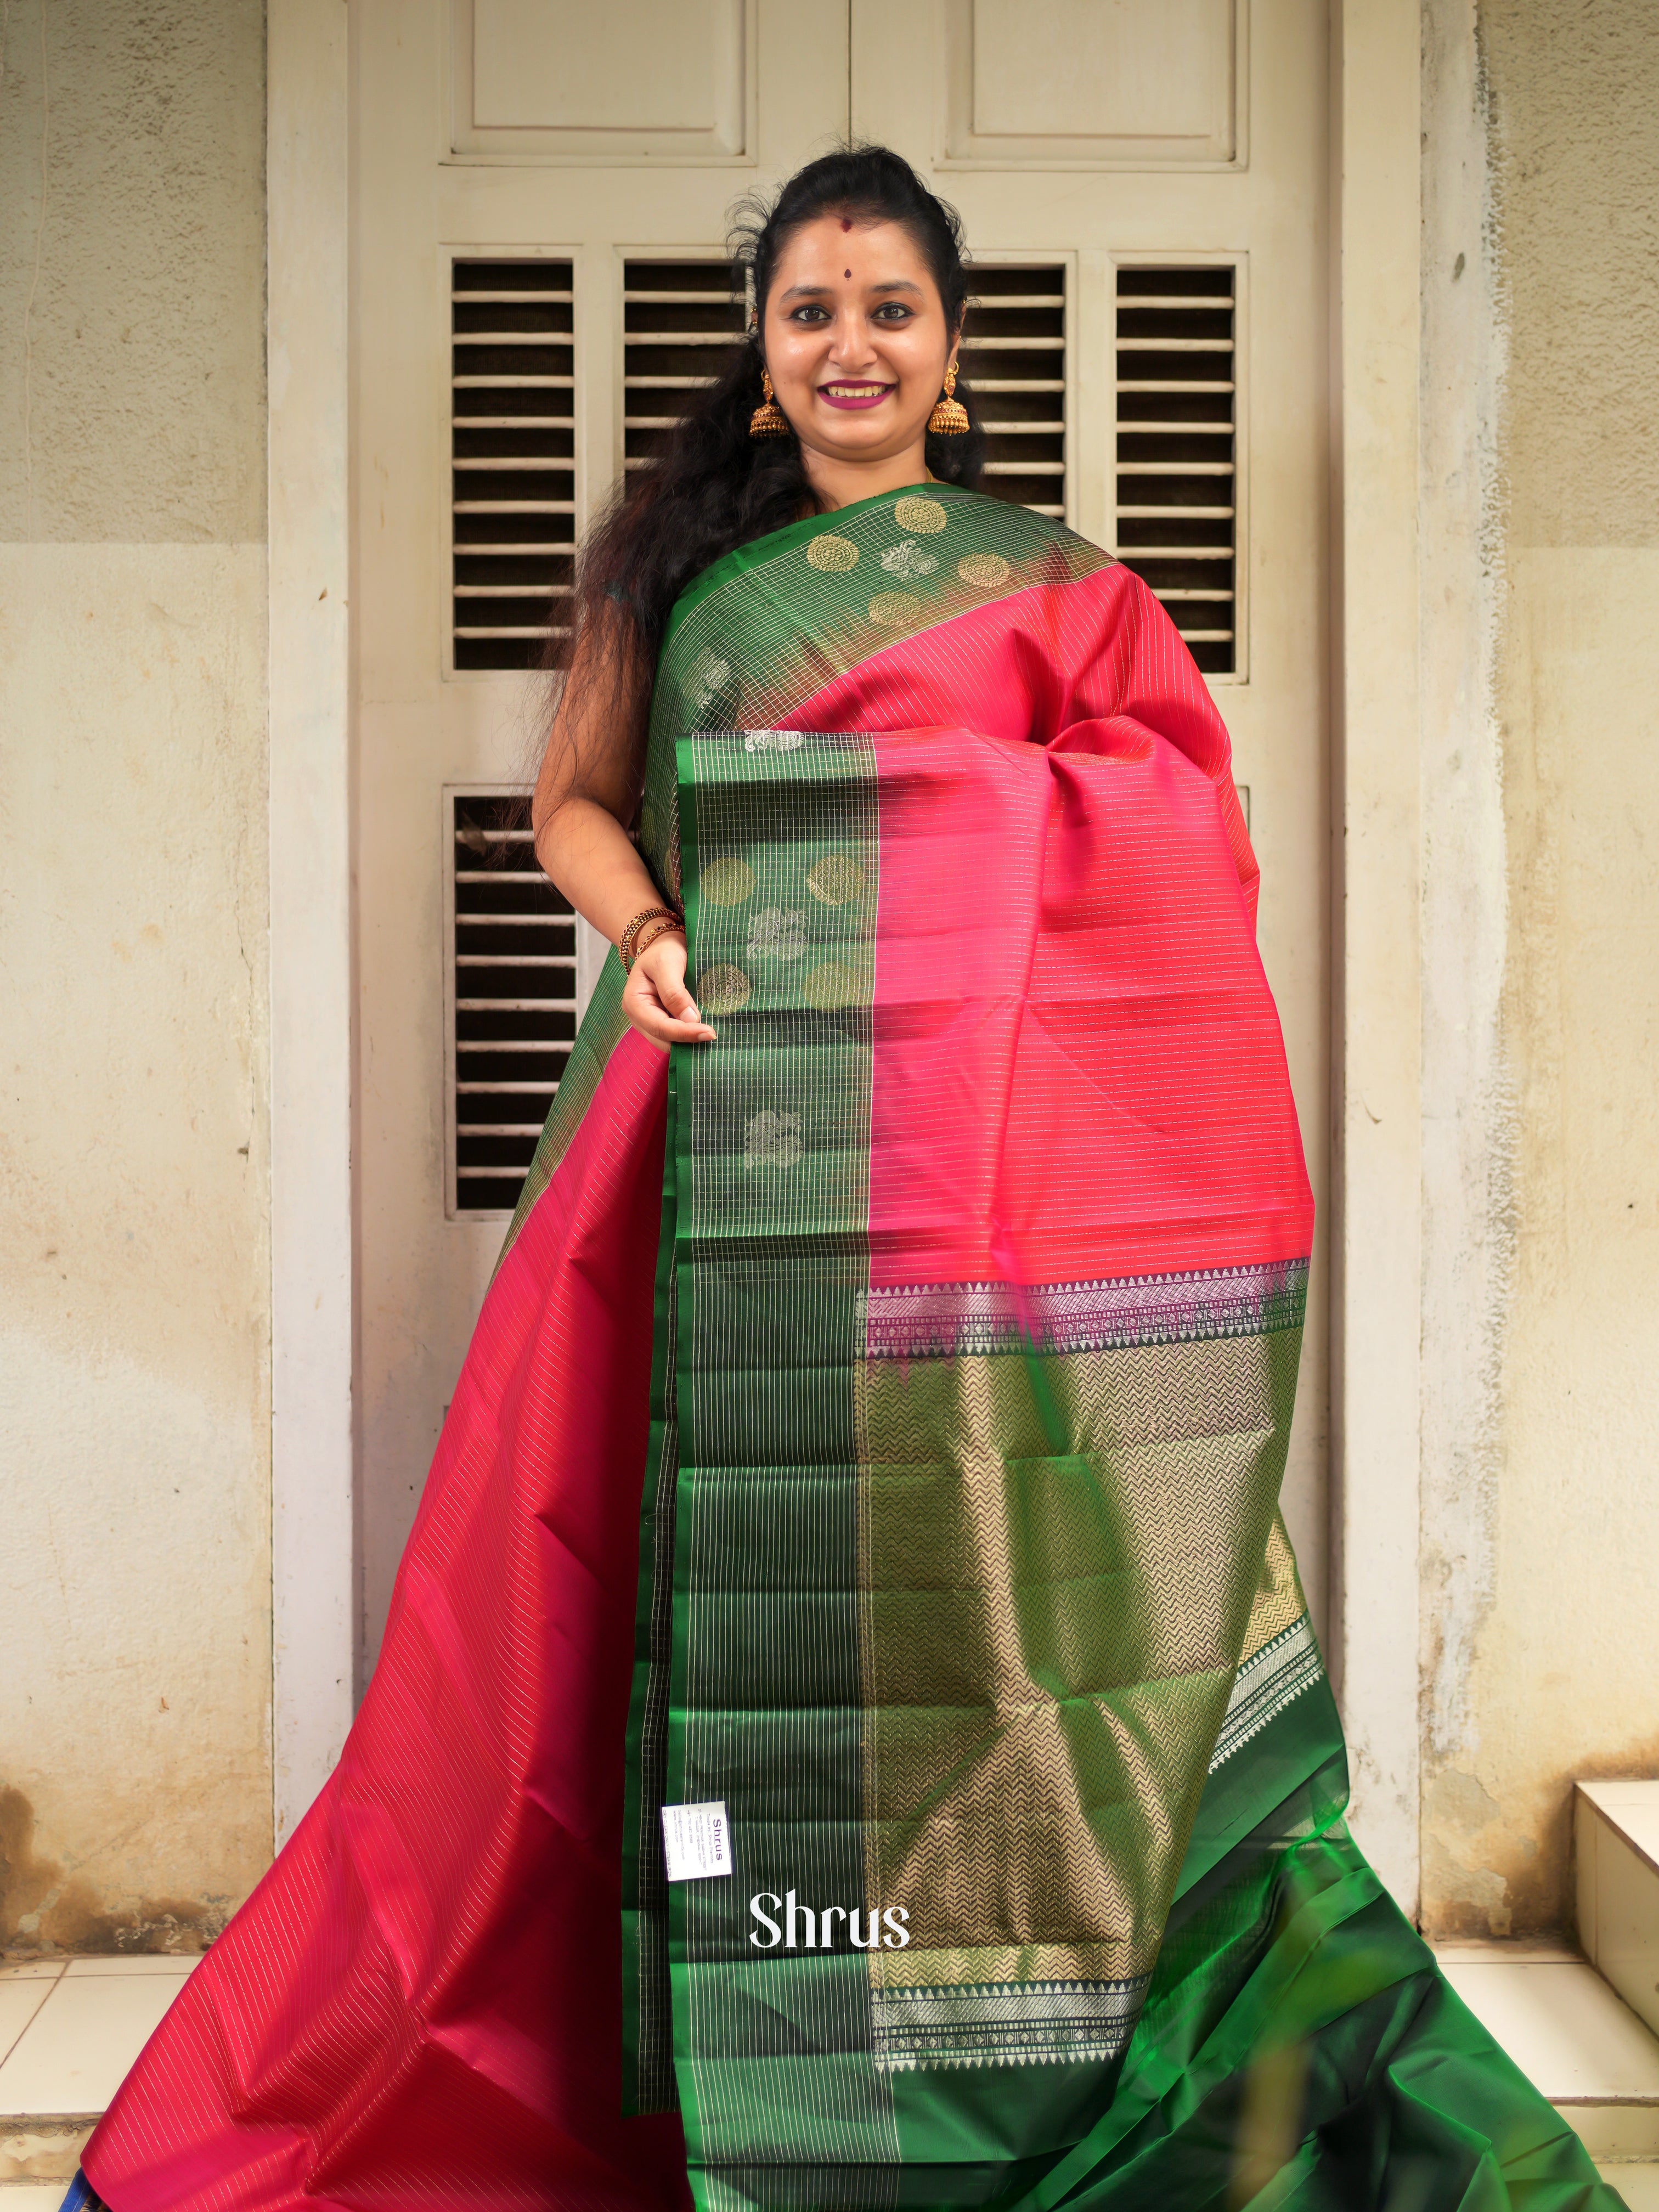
629, 915, 686, 968
619, 904, 684, 972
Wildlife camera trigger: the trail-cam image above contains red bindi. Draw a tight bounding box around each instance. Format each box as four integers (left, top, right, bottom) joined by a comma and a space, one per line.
840, 217, 853, 231
845, 269, 852, 279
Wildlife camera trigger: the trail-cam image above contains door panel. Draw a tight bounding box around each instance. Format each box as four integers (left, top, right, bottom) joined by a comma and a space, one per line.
352, 0, 1328, 1675
939, 0, 1242, 166
459, 0, 753, 158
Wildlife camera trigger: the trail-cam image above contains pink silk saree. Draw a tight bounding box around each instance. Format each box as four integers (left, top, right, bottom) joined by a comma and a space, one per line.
79, 488, 1618, 2212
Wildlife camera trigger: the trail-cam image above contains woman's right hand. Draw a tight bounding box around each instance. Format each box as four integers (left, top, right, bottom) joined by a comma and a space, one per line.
622, 928, 716, 1051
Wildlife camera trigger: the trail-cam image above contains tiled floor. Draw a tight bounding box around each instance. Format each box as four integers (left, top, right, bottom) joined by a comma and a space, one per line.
1437, 1940, 1659, 2160
0, 1959, 196, 2120
1, 1957, 197, 2192
3, 1948, 1658, 2202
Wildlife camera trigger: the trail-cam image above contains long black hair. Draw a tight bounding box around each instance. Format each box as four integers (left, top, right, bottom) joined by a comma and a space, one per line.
554, 145, 984, 695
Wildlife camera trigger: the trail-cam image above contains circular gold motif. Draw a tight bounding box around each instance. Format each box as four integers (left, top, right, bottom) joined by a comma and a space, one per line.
697, 963, 752, 1017
868, 590, 922, 628
806, 853, 866, 907
801, 960, 861, 1011
894, 495, 947, 535
806, 533, 860, 572
701, 856, 756, 907
957, 552, 1011, 589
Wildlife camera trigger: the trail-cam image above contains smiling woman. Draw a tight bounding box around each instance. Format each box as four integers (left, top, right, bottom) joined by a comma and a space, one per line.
762, 216, 958, 490
68, 144, 1623, 2212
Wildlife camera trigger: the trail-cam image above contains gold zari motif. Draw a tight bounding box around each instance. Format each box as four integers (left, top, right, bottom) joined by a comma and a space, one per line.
700, 857, 756, 907
696, 963, 752, 1016
800, 960, 861, 1011
958, 552, 1011, 589
869, 590, 922, 628
806, 853, 866, 907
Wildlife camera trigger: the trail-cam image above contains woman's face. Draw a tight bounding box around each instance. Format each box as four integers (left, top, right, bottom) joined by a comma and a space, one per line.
761, 215, 956, 473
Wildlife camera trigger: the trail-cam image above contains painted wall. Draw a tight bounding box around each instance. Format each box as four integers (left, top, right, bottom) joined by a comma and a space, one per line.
1420, 0, 1659, 1937
0, 0, 270, 1951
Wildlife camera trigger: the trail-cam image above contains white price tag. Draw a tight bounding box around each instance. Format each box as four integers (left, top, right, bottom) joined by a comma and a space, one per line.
661, 1800, 733, 1882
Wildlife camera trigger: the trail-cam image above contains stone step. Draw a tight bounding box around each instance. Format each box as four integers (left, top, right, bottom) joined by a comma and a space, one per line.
1579, 1780, 1659, 2042
1437, 1940, 1659, 2161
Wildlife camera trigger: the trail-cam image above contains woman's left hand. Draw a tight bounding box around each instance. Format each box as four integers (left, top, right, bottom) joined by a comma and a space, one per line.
622, 929, 716, 1051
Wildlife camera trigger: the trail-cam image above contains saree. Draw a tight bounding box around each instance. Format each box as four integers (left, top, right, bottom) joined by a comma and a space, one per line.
76, 486, 1621, 2212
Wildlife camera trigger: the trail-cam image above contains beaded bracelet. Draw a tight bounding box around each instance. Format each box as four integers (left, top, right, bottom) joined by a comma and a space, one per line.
619, 904, 685, 972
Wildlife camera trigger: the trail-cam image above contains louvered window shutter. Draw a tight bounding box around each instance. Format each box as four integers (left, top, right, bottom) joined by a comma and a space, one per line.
451, 259, 575, 673
447, 792, 577, 1214
623, 261, 748, 472
960, 267, 1067, 518
1113, 267, 1238, 675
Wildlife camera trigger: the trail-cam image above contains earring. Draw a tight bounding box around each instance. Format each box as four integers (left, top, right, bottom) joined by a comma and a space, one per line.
749, 366, 791, 440
927, 359, 969, 437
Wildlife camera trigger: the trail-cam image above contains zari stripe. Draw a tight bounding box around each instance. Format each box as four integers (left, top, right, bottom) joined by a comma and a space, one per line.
870, 1974, 1148, 2072
861, 1260, 1308, 1360
1209, 1612, 1325, 1772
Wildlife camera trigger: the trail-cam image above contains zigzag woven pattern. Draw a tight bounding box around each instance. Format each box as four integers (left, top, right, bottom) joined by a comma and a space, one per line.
859, 1328, 1305, 1974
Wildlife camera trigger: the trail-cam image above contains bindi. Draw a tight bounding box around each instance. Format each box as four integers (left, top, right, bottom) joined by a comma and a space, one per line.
840, 217, 853, 231
845, 269, 851, 279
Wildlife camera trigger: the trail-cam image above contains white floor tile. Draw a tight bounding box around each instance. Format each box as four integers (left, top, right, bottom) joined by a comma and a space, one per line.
0, 1966, 65, 1983
0, 1974, 186, 2118
60, 1956, 202, 1979
0, 2185, 71, 2212
1600, 2163, 1659, 2210
1440, 1959, 1659, 2103
0, 1985, 56, 2075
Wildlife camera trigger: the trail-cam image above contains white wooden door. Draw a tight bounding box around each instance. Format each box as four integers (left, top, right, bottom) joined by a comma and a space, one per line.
351, 0, 1329, 1677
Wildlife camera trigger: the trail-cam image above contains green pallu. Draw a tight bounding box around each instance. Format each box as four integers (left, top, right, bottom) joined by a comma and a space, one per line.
610, 486, 1620, 2210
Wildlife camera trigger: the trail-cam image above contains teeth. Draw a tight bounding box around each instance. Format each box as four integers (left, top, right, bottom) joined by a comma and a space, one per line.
825, 384, 887, 397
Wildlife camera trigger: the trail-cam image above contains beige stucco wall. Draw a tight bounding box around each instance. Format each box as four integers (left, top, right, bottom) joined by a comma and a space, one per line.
0, 0, 271, 1950
1420, 0, 1659, 1937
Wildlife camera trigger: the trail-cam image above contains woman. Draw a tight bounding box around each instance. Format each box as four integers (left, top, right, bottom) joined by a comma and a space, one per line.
71, 147, 1619, 2212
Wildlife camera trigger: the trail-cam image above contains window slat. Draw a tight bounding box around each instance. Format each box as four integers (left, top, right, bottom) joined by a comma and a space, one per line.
1116, 268, 1238, 678
452, 257, 574, 674
449, 791, 575, 1213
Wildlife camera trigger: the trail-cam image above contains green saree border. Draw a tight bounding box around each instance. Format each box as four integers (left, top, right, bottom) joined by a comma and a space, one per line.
664, 479, 940, 632
620, 1042, 683, 2114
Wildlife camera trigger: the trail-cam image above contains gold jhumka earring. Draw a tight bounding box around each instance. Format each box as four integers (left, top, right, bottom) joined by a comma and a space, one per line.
927, 359, 969, 436
749, 367, 791, 439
